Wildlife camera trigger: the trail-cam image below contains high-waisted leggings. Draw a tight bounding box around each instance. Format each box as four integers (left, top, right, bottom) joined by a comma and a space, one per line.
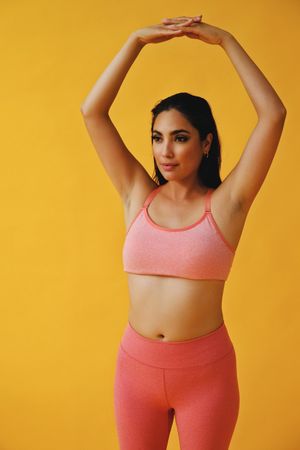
113, 321, 240, 450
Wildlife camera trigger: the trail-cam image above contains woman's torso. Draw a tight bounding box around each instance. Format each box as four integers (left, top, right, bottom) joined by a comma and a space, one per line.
122, 181, 248, 341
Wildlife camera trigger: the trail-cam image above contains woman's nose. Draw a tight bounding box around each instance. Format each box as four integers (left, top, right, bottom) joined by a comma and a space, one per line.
161, 142, 174, 155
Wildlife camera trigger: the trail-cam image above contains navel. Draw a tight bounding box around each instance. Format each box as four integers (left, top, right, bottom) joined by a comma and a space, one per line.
157, 333, 165, 340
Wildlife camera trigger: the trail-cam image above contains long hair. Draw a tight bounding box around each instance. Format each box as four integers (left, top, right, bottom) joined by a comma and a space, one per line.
150, 92, 223, 188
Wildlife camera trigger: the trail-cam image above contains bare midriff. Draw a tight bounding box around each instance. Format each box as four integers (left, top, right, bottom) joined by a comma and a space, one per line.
126, 273, 226, 342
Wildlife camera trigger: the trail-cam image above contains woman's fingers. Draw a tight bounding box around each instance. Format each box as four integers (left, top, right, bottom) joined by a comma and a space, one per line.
162, 15, 202, 23
164, 19, 193, 28
163, 16, 198, 21
163, 17, 199, 31
165, 21, 193, 29
155, 14, 204, 41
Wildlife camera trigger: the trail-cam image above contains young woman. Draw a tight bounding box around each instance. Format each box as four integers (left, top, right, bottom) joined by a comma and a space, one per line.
80, 15, 286, 450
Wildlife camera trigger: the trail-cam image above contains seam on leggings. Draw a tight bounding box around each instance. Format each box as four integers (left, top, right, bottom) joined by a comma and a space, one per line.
120, 343, 235, 370
162, 369, 172, 409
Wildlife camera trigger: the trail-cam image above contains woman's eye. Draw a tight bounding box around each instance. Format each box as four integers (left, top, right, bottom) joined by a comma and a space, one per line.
176, 136, 188, 142
152, 136, 187, 142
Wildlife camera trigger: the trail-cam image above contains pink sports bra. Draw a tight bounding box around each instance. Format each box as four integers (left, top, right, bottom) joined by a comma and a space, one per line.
122, 185, 236, 281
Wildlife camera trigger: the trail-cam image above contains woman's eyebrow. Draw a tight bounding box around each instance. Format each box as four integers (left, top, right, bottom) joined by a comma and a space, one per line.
152, 129, 191, 135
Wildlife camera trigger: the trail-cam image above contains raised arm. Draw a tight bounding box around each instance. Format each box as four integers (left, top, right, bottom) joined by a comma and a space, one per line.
219, 32, 286, 210
80, 23, 187, 204
80, 34, 147, 204
165, 17, 287, 211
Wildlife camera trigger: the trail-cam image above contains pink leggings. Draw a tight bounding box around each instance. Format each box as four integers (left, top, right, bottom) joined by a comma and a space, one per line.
113, 321, 240, 450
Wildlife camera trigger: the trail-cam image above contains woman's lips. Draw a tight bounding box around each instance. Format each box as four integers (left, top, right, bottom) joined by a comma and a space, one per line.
161, 164, 178, 171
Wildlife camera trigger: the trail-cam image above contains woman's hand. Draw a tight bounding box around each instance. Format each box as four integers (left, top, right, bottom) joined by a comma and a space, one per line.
162, 15, 230, 45
132, 17, 198, 45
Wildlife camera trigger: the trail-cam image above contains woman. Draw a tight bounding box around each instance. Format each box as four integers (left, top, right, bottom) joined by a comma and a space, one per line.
80, 15, 286, 450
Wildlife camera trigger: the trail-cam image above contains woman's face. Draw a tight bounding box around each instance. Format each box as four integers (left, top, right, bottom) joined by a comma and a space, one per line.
151, 109, 212, 182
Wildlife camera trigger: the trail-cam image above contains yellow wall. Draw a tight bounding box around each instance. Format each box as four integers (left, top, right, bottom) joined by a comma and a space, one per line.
1, 0, 299, 449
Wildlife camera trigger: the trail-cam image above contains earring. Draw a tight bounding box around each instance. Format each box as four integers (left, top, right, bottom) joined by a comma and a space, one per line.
206, 152, 209, 158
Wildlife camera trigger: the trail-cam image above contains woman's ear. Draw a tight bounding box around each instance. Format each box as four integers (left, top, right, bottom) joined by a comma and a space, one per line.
203, 132, 213, 151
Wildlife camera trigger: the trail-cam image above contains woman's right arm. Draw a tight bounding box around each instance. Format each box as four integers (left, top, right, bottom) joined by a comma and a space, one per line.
80, 34, 150, 204
79, 20, 192, 204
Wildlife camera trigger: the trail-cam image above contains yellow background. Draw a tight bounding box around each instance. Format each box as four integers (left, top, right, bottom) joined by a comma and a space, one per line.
1, 0, 299, 449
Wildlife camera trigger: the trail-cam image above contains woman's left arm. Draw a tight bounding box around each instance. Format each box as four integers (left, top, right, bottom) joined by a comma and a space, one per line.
163, 17, 287, 210
219, 32, 287, 210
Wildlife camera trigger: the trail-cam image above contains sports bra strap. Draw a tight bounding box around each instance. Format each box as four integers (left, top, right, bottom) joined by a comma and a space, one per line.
143, 186, 161, 208
204, 188, 213, 212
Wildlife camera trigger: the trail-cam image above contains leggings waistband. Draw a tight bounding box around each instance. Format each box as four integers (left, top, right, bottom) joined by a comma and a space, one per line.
120, 321, 235, 369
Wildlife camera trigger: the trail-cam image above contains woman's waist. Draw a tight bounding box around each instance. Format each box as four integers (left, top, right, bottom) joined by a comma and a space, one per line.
126, 275, 225, 341
128, 298, 224, 342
